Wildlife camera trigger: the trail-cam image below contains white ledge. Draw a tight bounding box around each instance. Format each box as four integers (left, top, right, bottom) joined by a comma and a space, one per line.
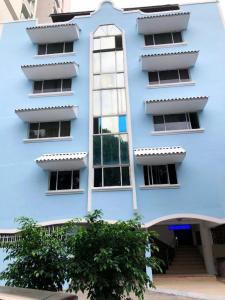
34, 52, 76, 58
151, 129, 204, 136
23, 137, 73, 143
46, 189, 84, 196
29, 91, 74, 98
92, 186, 133, 192
147, 82, 195, 89
140, 184, 180, 190
144, 42, 187, 49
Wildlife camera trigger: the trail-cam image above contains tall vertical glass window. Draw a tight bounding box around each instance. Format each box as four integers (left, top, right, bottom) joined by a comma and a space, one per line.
92, 25, 130, 187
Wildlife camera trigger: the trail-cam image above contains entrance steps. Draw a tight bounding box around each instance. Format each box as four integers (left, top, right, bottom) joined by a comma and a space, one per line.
166, 246, 207, 275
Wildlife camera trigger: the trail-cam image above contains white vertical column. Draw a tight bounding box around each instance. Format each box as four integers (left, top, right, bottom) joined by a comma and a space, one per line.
199, 222, 216, 275
145, 245, 153, 286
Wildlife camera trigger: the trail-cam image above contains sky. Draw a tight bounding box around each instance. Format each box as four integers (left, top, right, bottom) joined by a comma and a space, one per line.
71, 0, 225, 22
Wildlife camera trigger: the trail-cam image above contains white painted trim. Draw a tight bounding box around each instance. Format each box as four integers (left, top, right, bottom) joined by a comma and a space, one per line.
23, 136, 73, 143
144, 42, 187, 49
122, 28, 138, 212
92, 186, 132, 192
143, 213, 225, 228
87, 31, 94, 213
34, 52, 76, 59
29, 91, 74, 98
179, 0, 218, 6
151, 128, 204, 135
147, 82, 195, 89
140, 184, 180, 190
45, 189, 84, 196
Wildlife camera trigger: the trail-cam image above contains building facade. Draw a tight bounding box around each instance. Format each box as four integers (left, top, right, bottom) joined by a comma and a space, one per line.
0, 0, 71, 23
0, 0, 225, 278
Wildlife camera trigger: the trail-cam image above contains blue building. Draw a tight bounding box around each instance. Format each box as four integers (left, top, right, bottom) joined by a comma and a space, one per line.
0, 0, 225, 278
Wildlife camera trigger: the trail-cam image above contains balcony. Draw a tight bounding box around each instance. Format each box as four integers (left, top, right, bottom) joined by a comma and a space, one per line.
36, 152, 87, 171
15, 105, 78, 122
21, 62, 78, 81
137, 11, 190, 35
145, 96, 208, 115
141, 50, 199, 71
134, 146, 186, 165
26, 23, 80, 44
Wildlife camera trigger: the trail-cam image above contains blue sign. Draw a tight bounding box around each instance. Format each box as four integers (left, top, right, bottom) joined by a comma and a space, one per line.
168, 224, 191, 231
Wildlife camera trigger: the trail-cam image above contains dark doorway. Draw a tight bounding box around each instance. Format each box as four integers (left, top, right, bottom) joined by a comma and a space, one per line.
174, 229, 194, 246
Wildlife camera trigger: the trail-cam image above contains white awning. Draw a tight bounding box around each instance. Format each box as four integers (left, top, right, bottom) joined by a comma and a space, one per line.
15, 105, 78, 122
134, 147, 186, 165
36, 152, 87, 171
145, 96, 208, 115
21, 62, 78, 81
141, 51, 199, 71
26, 23, 80, 44
137, 11, 190, 35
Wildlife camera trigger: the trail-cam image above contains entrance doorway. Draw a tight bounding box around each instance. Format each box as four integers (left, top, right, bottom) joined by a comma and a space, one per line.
174, 229, 193, 246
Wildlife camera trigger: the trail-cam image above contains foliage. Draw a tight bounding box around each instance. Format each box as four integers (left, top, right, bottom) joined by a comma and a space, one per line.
66, 210, 161, 300
0, 217, 68, 291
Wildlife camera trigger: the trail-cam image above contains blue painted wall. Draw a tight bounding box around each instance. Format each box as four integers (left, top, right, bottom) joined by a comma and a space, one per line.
0, 1, 225, 273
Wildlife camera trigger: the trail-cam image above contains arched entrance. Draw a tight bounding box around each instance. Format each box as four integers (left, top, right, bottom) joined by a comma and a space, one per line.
144, 214, 225, 276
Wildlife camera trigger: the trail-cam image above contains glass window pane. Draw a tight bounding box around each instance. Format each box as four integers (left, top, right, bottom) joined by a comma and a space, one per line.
107, 25, 121, 36
43, 80, 61, 93
152, 165, 168, 185
39, 122, 59, 138
47, 43, 63, 54
189, 113, 200, 129
93, 38, 101, 50
49, 171, 57, 190
117, 73, 125, 87
119, 116, 127, 132
93, 117, 101, 134
60, 121, 70, 137
153, 115, 165, 131
65, 42, 73, 52
94, 26, 108, 37
104, 167, 121, 186
144, 35, 154, 46
94, 168, 102, 187
103, 135, 119, 165
100, 36, 115, 50
93, 53, 101, 74
57, 171, 72, 190
29, 123, 39, 139
101, 73, 117, 89
116, 51, 124, 72
154, 33, 172, 45
33, 81, 42, 93
101, 51, 116, 73
72, 170, 79, 189
62, 79, 71, 91
115, 35, 123, 50
179, 69, 190, 81
102, 116, 118, 133
165, 113, 188, 131
101, 89, 118, 115
148, 72, 158, 84
143, 166, 152, 185
122, 167, 130, 186
93, 136, 101, 165
93, 75, 101, 89
120, 134, 129, 164
38, 44, 46, 55
159, 70, 179, 84
173, 32, 182, 43
118, 89, 126, 114
168, 164, 177, 184
93, 91, 101, 116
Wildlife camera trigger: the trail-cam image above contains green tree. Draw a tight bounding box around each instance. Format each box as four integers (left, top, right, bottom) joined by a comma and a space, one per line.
66, 210, 161, 300
0, 217, 67, 291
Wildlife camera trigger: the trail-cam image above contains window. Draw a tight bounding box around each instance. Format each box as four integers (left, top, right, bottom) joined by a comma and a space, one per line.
37, 42, 74, 55
143, 164, 177, 186
33, 79, 72, 94
93, 35, 123, 52
49, 170, 79, 191
94, 166, 130, 187
153, 113, 200, 132
144, 32, 183, 46
148, 69, 190, 85
29, 121, 70, 139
